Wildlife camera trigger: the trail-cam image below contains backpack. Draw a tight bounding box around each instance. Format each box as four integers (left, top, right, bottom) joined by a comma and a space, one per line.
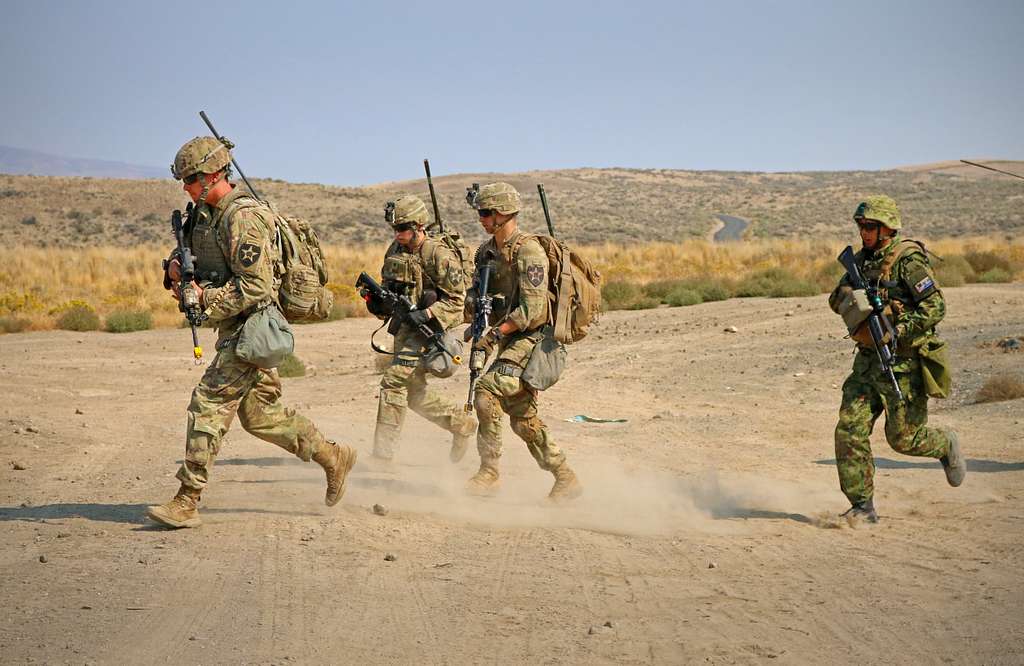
431, 229, 475, 295
512, 234, 602, 344
224, 196, 334, 323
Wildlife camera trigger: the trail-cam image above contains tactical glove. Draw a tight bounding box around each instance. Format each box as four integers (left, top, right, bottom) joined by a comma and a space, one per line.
473, 327, 503, 354
408, 308, 431, 327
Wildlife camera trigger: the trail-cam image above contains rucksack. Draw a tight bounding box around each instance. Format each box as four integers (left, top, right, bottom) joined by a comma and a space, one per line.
512, 233, 602, 344
431, 229, 475, 295
223, 196, 334, 323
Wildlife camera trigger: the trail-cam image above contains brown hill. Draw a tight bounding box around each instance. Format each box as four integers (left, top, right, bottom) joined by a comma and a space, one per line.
2, 161, 1022, 247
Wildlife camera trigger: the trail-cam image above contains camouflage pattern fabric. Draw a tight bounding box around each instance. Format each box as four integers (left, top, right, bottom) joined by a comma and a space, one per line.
853, 194, 902, 230
468, 230, 567, 471
174, 185, 327, 491
373, 237, 471, 457
832, 234, 952, 505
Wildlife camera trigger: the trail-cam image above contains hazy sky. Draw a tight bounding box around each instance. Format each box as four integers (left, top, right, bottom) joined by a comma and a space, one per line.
2, 0, 1021, 185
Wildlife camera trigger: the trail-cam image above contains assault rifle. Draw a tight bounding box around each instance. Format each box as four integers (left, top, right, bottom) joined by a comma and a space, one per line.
959, 159, 1024, 181
423, 158, 444, 233
355, 272, 461, 364
838, 246, 903, 401
166, 205, 206, 361
465, 261, 494, 412
199, 110, 263, 200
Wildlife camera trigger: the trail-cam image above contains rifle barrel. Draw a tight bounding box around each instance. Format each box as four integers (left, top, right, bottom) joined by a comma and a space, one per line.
199, 110, 262, 200
423, 159, 444, 233
959, 159, 1024, 181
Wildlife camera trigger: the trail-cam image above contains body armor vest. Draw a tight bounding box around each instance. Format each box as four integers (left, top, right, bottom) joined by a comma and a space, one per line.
382, 245, 423, 302
190, 207, 231, 288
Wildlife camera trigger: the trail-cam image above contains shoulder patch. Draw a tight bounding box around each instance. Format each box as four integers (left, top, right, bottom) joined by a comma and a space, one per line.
238, 242, 262, 268
526, 263, 545, 288
914, 276, 935, 294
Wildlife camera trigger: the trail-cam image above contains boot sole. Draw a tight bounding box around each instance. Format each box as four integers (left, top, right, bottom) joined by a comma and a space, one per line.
326, 448, 358, 507
943, 432, 966, 487
547, 484, 584, 503
146, 506, 202, 528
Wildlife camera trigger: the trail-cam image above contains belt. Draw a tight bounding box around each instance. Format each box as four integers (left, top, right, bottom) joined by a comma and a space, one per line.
392, 357, 419, 368
489, 361, 523, 378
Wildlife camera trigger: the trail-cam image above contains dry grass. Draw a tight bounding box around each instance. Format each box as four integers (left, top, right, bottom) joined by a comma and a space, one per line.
1, 236, 1021, 332
975, 374, 1024, 404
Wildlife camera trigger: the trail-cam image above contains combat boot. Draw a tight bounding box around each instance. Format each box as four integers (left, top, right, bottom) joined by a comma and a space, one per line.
465, 459, 500, 496
450, 417, 477, 463
547, 462, 583, 503
313, 440, 358, 507
841, 498, 879, 526
940, 429, 966, 487
147, 485, 202, 528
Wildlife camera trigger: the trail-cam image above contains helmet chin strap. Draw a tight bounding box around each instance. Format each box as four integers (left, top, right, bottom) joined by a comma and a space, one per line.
196, 171, 223, 206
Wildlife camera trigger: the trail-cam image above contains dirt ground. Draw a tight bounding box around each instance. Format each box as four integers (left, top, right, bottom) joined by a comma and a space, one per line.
1, 284, 1022, 665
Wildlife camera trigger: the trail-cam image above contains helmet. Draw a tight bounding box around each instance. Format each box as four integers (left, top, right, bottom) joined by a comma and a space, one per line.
473, 182, 521, 215
385, 195, 429, 227
853, 195, 901, 230
171, 136, 232, 181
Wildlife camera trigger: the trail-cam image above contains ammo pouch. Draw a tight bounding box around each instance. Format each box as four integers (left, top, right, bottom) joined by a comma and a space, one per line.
837, 287, 873, 334
917, 337, 952, 399
422, 331, 464, 379
236, 304, 295, 369
521, 327, 568, 391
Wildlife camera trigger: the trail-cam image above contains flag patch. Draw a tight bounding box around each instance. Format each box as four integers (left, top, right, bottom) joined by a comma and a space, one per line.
914, 276, 934, 294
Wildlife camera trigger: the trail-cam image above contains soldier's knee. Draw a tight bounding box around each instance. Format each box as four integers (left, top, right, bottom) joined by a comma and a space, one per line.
474, 391, 502, 422
380, 365, 415, 391
886, 428, 918, 453
511, 415, 543, 443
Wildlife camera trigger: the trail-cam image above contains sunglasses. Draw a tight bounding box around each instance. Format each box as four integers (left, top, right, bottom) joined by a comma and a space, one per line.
857, 221, 881, 232
477, 208, 496, 218
183, 173, 200, 185
393, 222, 417, 232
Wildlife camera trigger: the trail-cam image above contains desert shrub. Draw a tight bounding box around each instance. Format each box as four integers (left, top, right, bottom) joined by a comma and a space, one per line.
602, 280, 643, 310
964, 250, 1015, 276
56, 302, 100, 332
1, 290, 45, 314
642, 280, 683, 302
66, 209, 87, 221
734, 268, 820, 298
278, 353, 306, 378
0, 316, 30, 333
20, 216, 37, 226
682, 278, 732, 302
626, 296, 661, 310
105, 309, 153, 333
975, 267, 1013, 284
664, 287, 702, 307
935, 255, 975, 287
975, 374, 1024, 403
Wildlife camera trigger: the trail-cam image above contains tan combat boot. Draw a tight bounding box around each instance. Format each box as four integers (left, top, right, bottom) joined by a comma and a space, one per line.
314, 440, 358, 507
465, 459, 500, 496
450, 417, 478, 463
147, 485, 202, 528
547, 462, 583, 503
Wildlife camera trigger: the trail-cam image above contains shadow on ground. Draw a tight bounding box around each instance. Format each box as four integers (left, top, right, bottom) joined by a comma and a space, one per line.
814, 458, 1024, 472
0, 503, 150, 525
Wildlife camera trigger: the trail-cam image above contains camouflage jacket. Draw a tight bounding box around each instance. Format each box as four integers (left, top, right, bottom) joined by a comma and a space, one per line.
467, 228, 551, 367
187, 185, 280, 340
830, 235, 945, 369
381, 236, 466, 337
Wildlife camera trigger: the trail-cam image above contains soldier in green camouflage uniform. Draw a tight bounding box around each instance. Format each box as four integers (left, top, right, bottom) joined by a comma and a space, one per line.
463, 182, 582, 501
366, 195, 477, 464
829, 195, 966, 523
148, 136, 356, 528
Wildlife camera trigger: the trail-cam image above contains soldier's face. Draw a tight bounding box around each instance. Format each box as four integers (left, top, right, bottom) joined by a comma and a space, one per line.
858, 220, 883, 250
394, 225, 420, 249
182, 173, 216, 203
477, 209, 498, 235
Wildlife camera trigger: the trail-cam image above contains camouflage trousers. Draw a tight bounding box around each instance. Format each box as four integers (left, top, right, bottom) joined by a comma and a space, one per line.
177, 345, 327, 491
374, 361, 476, 459
834, 354, 951, 505
473, 368, 565, 472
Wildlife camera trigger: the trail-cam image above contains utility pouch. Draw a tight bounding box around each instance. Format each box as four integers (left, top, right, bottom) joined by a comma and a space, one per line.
236, 304, 295, 369
917, 337, 952, 399
521, 326, 567, 391
423, 330, 464, 379
838, 287, 873, 334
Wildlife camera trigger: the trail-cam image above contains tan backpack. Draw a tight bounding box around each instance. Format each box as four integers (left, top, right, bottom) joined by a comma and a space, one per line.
513, 234, 602, 344
224, 197, 334, 323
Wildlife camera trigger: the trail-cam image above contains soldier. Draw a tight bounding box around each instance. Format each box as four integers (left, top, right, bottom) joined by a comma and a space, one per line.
148, 136, 357, 528
366, 195, 477, 464
829, 195, 965, 524
463, 182, 582, 501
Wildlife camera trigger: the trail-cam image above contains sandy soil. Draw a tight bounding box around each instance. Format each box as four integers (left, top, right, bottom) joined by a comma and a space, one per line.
1, 284, 1022, 665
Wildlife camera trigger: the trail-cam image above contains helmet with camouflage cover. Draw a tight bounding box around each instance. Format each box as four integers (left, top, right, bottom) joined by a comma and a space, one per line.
473, 182, 521, 215
385, 195, 429, 228
853, 195, 901, 230
171, 136, 232, 181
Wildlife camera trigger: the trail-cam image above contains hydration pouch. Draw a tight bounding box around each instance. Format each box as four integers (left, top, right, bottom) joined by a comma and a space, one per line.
521, 327, 568, 391
838, 287, 873, 334
236, 304, 295, 369
422, 330, 465, 379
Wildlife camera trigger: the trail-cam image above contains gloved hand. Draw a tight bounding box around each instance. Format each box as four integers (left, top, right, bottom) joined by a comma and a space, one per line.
408, 308, 431, 327
473, 327, 503, 354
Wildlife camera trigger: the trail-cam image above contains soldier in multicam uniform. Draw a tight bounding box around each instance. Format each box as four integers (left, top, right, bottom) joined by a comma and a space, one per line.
463, 182, 582, 502
367, 195, 477, 464
148, 136, 357, 528
829, 195, 965, 524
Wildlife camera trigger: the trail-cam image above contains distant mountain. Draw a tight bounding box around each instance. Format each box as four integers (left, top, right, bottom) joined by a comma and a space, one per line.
0, 145, 167, 179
